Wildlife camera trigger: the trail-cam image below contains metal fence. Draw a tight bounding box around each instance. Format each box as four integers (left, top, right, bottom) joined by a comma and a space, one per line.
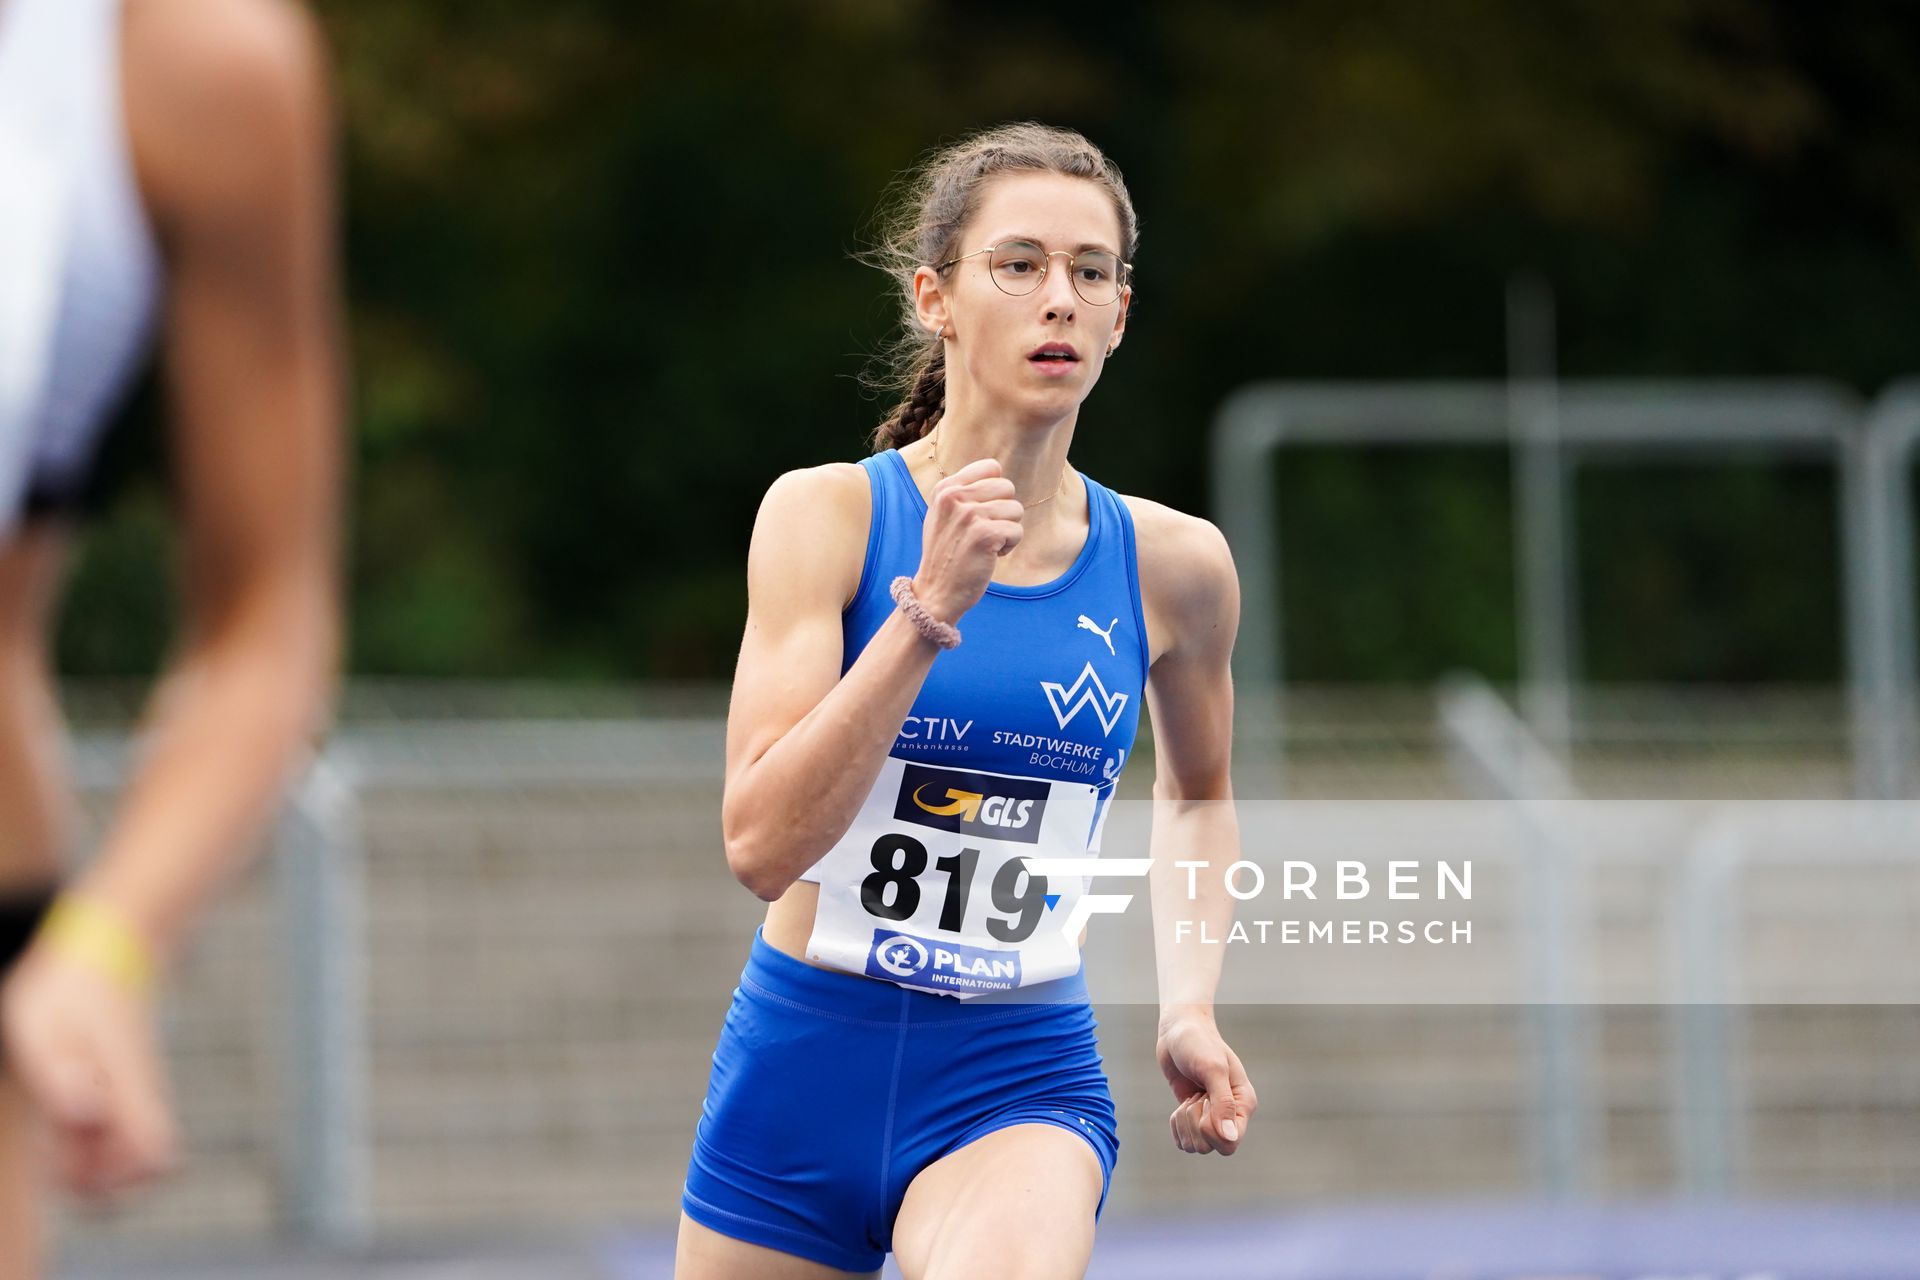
1210, 378, 1920, 799
44, 682, 1920, 1272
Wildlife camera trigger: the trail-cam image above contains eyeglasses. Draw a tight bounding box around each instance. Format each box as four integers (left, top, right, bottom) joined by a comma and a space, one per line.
937, 239, 1131, 306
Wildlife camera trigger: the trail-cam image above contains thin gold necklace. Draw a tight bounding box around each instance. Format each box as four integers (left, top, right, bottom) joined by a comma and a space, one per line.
924, 425, 1070, 506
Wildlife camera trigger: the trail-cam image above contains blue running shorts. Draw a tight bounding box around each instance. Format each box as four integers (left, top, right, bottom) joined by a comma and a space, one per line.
680, 924, 1120, 1273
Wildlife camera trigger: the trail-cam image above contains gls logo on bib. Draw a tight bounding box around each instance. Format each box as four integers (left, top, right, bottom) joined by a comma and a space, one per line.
895, 763, 1050, 844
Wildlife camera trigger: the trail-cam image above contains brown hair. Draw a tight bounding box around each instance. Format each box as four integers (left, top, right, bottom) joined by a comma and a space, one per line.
853, 121, 1139, 454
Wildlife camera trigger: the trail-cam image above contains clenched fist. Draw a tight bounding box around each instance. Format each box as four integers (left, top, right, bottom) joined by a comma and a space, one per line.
910, 456, 1026, 625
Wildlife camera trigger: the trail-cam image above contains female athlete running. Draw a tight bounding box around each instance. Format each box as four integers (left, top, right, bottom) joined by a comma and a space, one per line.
676, 122, 1256, 1279
0, 0, 341, 1273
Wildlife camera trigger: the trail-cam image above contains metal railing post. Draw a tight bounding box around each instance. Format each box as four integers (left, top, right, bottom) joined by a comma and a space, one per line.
1437, 672, 1597, 1197
1668, 812, 1744, 1194
272, 748, 370, 1249
1212, 386, 1290, 797
1858, 383, 1920, 798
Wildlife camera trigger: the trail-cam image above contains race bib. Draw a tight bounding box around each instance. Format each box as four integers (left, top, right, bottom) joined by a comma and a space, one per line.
804, 757, 1102, 999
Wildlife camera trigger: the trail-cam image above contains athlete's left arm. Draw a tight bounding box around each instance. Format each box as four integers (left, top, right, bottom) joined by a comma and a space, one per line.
1134, 502, 1258, 1157
0, 0, 343, 1199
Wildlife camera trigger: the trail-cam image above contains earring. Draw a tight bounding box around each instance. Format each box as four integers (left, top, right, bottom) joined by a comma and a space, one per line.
935, 323, 947, 340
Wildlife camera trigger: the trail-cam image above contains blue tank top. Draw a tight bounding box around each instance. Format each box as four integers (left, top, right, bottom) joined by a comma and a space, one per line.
832, 445, 1149, 856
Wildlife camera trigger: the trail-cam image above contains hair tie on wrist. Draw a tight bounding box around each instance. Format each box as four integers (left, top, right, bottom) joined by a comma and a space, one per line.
36, 894, 156, 996
891, 576, 961, 649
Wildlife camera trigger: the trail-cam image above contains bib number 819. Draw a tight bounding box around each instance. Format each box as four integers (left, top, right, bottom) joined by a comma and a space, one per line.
860, 832, 1047, 943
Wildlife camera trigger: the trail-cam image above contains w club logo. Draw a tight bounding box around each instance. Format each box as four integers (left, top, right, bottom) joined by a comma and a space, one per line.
1041, 662, 1128, 736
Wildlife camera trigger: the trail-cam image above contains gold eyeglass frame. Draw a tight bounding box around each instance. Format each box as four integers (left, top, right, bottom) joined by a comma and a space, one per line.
936, 240, 1133, 306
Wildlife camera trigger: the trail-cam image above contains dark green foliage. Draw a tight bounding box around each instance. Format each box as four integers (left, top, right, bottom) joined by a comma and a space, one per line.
51, 0, 1920, 682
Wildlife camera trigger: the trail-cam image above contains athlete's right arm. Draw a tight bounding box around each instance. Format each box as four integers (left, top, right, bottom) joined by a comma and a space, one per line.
721, 456, 1020, 900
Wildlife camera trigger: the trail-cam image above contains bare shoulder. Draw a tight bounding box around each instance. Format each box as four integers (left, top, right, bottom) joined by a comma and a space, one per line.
750, 461, 873, 613
124, 0, 334, 228
755, 460, 870, 535
126, 0, 330, 100
1117, 493, 1238, 665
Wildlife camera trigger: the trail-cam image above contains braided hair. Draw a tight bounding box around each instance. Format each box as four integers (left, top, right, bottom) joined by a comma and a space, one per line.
853, 121, 1140, 454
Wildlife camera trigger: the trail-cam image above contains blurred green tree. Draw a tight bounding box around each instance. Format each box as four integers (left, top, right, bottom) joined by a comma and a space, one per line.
55, 0, 1920, 685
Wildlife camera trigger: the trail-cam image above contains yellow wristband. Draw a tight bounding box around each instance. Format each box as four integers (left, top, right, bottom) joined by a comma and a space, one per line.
36, 894, 157, 996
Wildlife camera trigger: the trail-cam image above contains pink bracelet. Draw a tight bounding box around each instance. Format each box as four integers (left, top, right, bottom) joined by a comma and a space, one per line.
890, 576, 962, 649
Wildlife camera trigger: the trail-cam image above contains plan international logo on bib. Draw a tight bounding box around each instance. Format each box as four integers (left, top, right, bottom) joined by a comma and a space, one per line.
895, 763, 1051, 844
866, 928, 1022, 992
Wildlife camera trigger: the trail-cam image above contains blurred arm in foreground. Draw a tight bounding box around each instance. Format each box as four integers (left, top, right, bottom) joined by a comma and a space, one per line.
1, 0, 344, 1208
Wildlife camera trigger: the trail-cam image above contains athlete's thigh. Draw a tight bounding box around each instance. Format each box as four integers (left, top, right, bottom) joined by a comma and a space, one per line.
675, 1211, 881, 1280
0, 1072, 46, 1280
0, 524, 83, 1275
891, 1122, 1103, 1280
0, 523, 71, 886
0, 529, 68, 1280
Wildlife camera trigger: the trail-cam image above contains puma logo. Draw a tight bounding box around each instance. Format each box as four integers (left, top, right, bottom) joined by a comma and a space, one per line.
1077, 614, 1119, 655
